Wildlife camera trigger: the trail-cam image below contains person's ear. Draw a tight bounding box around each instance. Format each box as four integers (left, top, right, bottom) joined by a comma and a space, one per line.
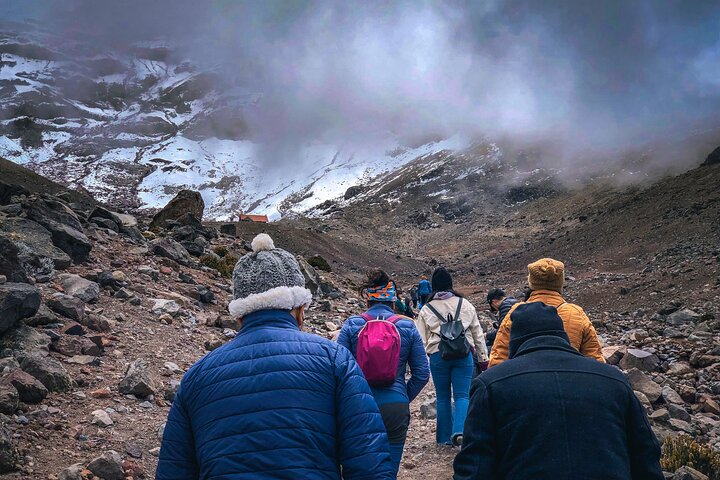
292, 306, 305, 328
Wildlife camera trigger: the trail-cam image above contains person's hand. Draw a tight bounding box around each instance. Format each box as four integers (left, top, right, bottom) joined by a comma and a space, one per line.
477, 360, 489, 373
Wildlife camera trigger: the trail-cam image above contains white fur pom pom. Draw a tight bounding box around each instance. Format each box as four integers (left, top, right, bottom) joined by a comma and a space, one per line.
251, 233, 275, 252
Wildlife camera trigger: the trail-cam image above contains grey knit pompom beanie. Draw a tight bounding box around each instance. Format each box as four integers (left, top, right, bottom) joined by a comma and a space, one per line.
228, 234, 312, 318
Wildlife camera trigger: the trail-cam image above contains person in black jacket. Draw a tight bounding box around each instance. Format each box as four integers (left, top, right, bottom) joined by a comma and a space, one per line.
453, 302, 663, 480
484, 288, 518, 353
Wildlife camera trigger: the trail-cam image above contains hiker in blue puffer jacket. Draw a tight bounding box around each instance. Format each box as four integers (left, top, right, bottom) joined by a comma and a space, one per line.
417, 275, 432, 308
338, 269, 430, 478
157, 234, 393, 480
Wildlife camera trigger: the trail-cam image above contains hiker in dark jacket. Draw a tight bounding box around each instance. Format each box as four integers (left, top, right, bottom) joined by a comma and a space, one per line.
157, 234, 393, 480
485, 288, 518, 353
338, 269, 430, 478
410, 285, 419, 308
453, 302, 663, 480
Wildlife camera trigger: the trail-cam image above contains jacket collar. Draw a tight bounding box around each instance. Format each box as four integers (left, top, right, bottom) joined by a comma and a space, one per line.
528, 290, 565, 306
237, 309, 299, 334
510, 334, 583, 359
366, 304, 395, 319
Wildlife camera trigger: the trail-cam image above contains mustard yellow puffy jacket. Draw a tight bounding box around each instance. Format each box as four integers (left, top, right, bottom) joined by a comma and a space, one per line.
488, 290, 605, 367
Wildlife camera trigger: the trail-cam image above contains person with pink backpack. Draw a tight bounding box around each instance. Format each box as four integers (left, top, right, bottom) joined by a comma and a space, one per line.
337, 269, 430, 478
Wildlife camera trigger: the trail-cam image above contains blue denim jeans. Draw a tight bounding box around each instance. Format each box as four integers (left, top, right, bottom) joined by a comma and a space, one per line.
429, 352, 474, 444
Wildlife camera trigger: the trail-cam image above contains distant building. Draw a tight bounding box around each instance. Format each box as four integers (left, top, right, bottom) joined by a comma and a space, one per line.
238, 214, 269, 223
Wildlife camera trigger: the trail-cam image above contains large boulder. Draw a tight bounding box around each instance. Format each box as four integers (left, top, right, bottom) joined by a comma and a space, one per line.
151, 238, 192, 265
23, 197, 91, 262
118, 359, 156, 397
296, 256, 322, 297
0, 180, 29, 205
619, 349, 660, 372
667, 309, 700, 326
58, 274, 100, 303
149, 190, 204, 230
0, 217, 71, 270
0, 384, 18, 414
0, 283, 41, 335
18, 352, 73, 392
0, 237, 28, 283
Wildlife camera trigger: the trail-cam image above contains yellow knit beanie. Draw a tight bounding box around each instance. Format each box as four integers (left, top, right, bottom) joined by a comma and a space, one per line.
527, 258, 565, 292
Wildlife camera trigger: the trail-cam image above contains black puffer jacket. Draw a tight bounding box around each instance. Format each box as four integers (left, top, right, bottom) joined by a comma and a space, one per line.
454, 334, 663, 480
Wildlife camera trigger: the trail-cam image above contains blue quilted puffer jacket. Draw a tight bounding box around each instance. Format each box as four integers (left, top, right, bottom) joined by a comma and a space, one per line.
337, 304, 429, 405
156, 309, 393, 479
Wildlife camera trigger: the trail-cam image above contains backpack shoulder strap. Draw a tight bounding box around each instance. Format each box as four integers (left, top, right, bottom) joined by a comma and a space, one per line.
359, 313, 374, 322
425, 303, 445, 323
453, 297, 464, 322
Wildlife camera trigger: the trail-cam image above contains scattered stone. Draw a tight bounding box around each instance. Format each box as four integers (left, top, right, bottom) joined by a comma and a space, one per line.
90, 409, 113, 427
87, 451, 124, 480
204, 336, 223, 351
149, 447, 161, 457
667, 309, 700, 325
673, 466, 709, 480
602, 346, 626, 365
667, 404, 691, 422
324, 321, 338, 332
58, 274, 100, 303
649, 408, 669, 422
151, 299, 181, 317
23, 304, 59, 327
0, 426, 18, 473
60, 321, 85, 336
118, 359, 156, 397
419, 398, 437, 419
627, 369, 662, 402
164, 380, 181, 403
113, 288, 132, 300
222, 328, 236, 339
667, 362, 693, 376
0, 384, 18, 414
296, 256, 322, 297
3, 369, 48, 404
0, 283, 41, 335
668, 418, 694, 434
58, 463, 85, 480
0, 217, 72, 271
122, 459, 145, 478
661, 386, 685, 405
18, 352, 72, 392
67, 355, 98, 366
47, 293, 85, 321
701, 397, 720, 415
23, 196, 92, 262
163, 362, 184, 375
125, 442, 143, 459
0, 276, 6, 285
151, 238, 193, 265
620, 349, 660, 372
90, 387, 112, 399
0, 325, 50, 354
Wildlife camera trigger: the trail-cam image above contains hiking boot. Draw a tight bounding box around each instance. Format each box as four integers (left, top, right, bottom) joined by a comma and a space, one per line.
452, 433, 463, 447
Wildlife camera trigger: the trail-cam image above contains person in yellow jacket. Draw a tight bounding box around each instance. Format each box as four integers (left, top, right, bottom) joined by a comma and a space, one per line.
488, 258, 605, 367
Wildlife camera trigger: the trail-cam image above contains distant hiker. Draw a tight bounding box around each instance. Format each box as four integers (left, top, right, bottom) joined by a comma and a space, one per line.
485, 287, 518, 353
403, 289, 416, 318
417, 275, 432, 308
157, 234, 393, 479
338, 269, 430, 478
454, 303, 663, 480
488, 258, 605, 367
415, 267, 488, 447
410, 285, 419, 308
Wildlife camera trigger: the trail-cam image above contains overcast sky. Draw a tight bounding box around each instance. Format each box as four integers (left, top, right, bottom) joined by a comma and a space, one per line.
5, 0, 720, 171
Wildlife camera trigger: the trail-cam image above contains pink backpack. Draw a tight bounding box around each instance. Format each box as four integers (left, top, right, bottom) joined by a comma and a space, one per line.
356, 314, 402, 387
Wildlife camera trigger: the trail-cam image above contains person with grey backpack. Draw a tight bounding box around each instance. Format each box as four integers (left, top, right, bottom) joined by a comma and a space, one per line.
415, 268, 488, 447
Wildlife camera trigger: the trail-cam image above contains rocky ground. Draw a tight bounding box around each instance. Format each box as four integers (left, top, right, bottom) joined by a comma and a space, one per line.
0, 159, 719, 479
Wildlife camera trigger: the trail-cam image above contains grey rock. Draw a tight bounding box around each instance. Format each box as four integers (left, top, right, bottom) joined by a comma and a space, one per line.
58, 463, 85, 480
23, 196, 92, 262
0, 218, 71, 272
151, 299, 181, 317
0, 236, 27, 283
0, 283, 41, 335
649, 408, 669, 422
627, 369, 662, 402
87, 451, 124, 480
150, 190, 205, 230
0, 384, 18, 414
3, 369, 48, 403
668, 418, 695, 434
90, 409, 113, 427
151, 238, 192, 265
118, 359, 156, 397
662, 386, 685, 405
672, 466, 709, 480
668, 404, 692, 422
296, 256, 323, 297
620, 349, 660, 372
18, 352, 72, 392
420, 398, 437, 419
0, 426, 17, 473
164, 379, 181, 403
667, 309, 700, 326
47, 293, 85, 321
58, 274, 100, 303
0, 325, 50, 354
23, 303, 59, 327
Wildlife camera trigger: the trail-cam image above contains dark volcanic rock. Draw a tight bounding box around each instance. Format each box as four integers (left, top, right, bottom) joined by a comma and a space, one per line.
149, 190, 204, 230
118, 359, 156, 397
0, 283, 41, 335
0, 180, 29, 205
18, 352, 72, 392
47, 293, 85, 321
0, 217, 72, 270
151, 238, 192, 265
23, 197, 91, 262
703, 146, 720, 166
0, 325, 51, 354
0, 237, 28, 283
3, 369, 48, 404
0, 425, 17, 473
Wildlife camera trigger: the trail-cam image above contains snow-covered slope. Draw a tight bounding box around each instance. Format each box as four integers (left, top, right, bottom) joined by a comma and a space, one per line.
0, 22, 471, 220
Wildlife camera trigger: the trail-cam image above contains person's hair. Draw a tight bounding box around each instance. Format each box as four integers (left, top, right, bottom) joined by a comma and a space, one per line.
486, 288, 506, 303
360, 269, 395, 307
